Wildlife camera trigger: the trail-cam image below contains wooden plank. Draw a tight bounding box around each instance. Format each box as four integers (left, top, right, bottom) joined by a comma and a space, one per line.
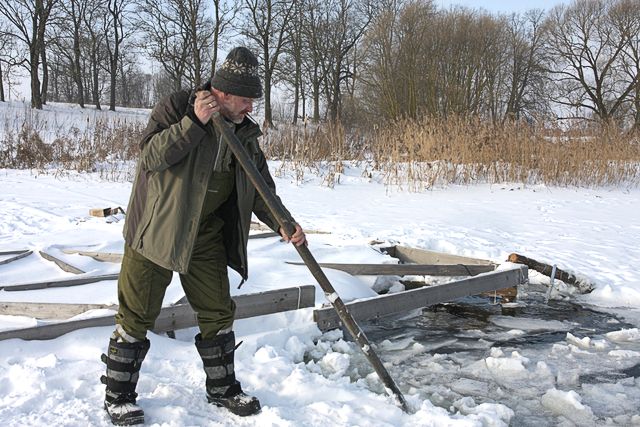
61, 234, 282, 263
314, 266, 528, 332
0, 302, 116, 319
250, 222, 329, 235
507, 253, 594, 293
382, 245, 494, 266
0, 286, 316, 341
0, 273, 120, 291
61, 250, 123, 263
0, 250, 33, 265
0, 250, 32, 256
286, 262, 495, 276
153, 285, 316, 333
249, 232, 280, 239
38, 251, 85, 274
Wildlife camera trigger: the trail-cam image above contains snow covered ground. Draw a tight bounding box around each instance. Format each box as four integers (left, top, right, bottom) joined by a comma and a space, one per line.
1, 102, 639, 426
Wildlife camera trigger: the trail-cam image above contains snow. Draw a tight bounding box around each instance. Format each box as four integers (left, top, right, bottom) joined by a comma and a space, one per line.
1, 102, 640, 425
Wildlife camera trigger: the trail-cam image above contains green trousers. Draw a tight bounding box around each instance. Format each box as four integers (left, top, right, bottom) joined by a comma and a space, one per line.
115, 214, 236, 341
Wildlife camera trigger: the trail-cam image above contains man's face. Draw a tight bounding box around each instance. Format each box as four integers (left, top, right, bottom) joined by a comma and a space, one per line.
217, 92, 254, 124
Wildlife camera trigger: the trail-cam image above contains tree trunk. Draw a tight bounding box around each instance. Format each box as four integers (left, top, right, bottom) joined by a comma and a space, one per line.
30, 47, 43, 109
264, 71, 273, 128
0, 62, 5, 102
73, 30, 84, 107
40, 37, 48, 105
109, 56, 117, 111
312, 73, 320, 122
292, 56, 300, 124
92, 51, 101, 110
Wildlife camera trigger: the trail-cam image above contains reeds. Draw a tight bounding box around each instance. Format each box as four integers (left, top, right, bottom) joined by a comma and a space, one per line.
1, 104, 637, 188
264, 116, 639, 189
0, 105, 145, 181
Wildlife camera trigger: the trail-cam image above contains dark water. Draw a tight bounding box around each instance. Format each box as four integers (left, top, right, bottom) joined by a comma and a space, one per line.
354, 287, 640, 426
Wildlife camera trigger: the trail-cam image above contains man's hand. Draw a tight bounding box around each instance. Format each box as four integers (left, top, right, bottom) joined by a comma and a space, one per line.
279, 223, 307, 246
194, 89, 219, 125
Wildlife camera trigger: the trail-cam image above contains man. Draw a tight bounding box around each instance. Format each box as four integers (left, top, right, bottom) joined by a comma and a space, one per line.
100, 46, 306, 426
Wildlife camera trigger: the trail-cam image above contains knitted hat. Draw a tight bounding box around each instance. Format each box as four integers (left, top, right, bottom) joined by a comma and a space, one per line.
211, 47, 262, 98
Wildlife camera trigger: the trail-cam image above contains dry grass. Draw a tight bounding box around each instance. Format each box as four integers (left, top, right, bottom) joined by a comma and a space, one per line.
0, 107, 144, 181
1, 106, 637, 188
264, 116, 640, 189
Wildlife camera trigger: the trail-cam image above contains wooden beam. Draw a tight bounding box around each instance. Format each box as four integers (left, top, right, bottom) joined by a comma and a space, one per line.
153, 285, 316, 333
61, 233, 283, 264
0, 273, 120, 291
61, 250, 123, 263
250, 222, 329, 235
0, 286, 316, 341
38, 251, 85, 274
0, 302, 116, 319
249, 232, 280, 239
0, 250, 31, 256
314, 266, 528, 332
0, 250, 33, 265
381, 245, 494, 266
507, 253, 594, 293
286, 262, 495, 276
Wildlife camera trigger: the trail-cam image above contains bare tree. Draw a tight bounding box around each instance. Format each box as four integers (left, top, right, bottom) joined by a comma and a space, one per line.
300, 0, 330, 122
210, 0, 238, 75
135, 0, 213, 95
135, 0, 188, 95
240, 0, 296, 128
545, 0, 637, 125
501, 9, 549, 122
319, 0, 373, 122
102, 0, 132, 111
51, 0, 91, 107
279, 0, 305, 123
181, 0, 215, 87
0, 19, 22, 101
0, 0, 59, 109
83, 0, 107, 109
359, 0, 432, 120
361, 2, 512, 121
609, 0, 640, 129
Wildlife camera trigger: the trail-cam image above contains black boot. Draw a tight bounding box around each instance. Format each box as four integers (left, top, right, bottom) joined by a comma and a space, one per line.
195, 331, 261, 417
101, 338, 150, 426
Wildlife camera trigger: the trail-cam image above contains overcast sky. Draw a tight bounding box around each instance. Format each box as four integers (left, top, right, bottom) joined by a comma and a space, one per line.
437, 0, 572, 13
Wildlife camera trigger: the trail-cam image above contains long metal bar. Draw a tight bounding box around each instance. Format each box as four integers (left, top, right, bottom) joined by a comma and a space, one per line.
212, 114, 409, 412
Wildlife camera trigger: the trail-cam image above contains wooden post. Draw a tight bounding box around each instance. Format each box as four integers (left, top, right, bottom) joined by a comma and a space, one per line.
507, 253, 594, 293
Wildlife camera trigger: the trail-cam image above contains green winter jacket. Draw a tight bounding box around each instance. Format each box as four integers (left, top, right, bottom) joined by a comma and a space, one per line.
123, 85, 287, 278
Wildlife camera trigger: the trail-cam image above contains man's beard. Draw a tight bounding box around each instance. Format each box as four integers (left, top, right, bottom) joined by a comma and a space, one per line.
222, 108, 246, 124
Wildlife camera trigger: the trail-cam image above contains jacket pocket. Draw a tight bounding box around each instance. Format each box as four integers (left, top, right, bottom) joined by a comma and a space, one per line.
136, 194, 160, 249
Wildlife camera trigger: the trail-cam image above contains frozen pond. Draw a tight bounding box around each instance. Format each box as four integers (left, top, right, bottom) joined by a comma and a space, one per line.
353, 285, 640, 425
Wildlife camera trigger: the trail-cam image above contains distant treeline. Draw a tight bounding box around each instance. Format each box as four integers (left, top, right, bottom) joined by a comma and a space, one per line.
1, 0, 640, 130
